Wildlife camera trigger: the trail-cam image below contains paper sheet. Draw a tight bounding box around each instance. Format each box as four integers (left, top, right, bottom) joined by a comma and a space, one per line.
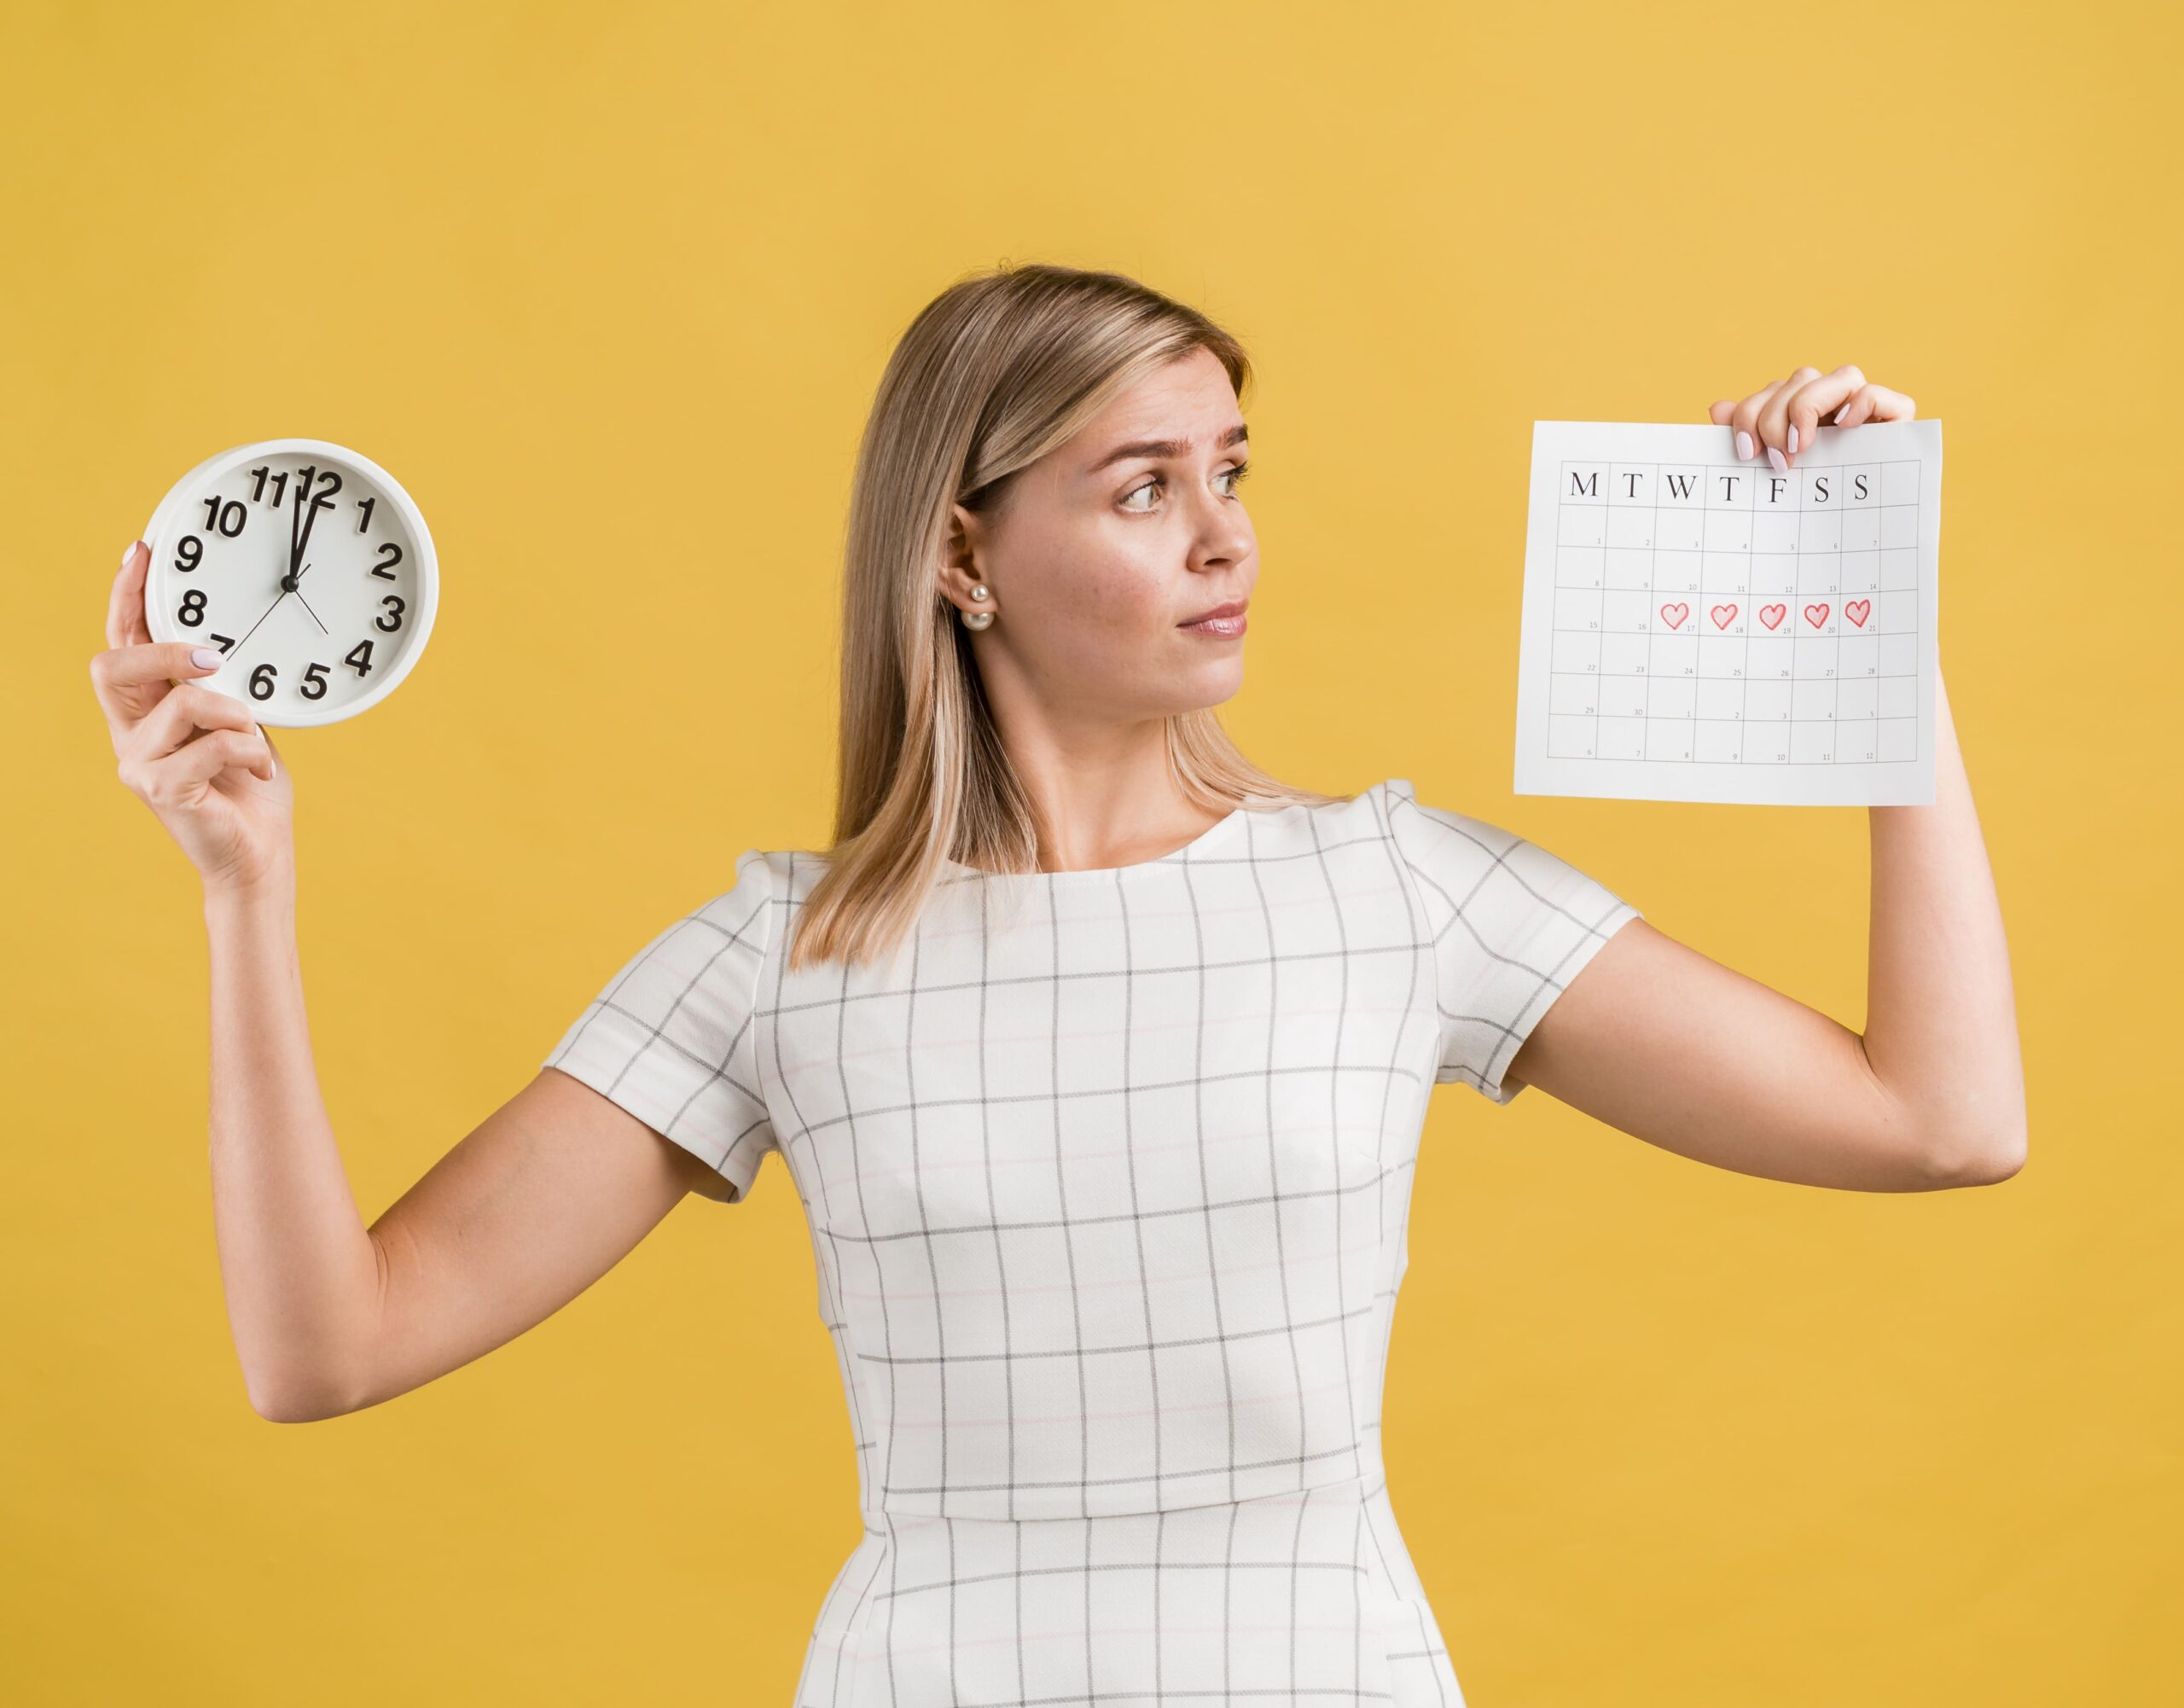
1513, 418, 1942, 805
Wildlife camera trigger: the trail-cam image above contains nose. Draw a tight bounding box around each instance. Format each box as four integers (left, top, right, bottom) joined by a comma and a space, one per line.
1188, 479, 1253, 566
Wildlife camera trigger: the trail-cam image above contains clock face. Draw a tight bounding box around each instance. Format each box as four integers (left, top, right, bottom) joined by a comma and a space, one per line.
142, 439, 438, 727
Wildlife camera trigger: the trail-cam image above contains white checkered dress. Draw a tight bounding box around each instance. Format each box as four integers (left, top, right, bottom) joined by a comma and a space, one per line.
544, 776, 1641, 1706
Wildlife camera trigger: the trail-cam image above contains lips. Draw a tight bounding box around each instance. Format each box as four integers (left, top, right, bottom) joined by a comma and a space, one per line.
1178, 600, 1248, 625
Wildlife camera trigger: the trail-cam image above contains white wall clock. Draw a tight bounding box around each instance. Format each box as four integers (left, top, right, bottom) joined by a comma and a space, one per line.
142, 438, 439, 727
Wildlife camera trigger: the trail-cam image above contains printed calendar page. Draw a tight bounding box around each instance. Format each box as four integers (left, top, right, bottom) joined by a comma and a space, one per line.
1514, 418, 1942, 805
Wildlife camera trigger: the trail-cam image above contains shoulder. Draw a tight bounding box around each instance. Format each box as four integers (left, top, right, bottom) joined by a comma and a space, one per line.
1373, 779, 1640, 991
1369, 776, 1625, 922
747, 845, 829, 905
1363, 776, 1525, 863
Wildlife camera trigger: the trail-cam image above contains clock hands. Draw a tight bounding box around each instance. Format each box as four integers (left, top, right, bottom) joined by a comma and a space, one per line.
285, 468, 330, 592
282, 469, 334, 629
231, 471, 336, 659
291, 579, 329, 634
219, 464, 351, 687
293, 478, 328, 580
229, 589, 290, 658
287, 472, 305, 575
233, 555, 328, 654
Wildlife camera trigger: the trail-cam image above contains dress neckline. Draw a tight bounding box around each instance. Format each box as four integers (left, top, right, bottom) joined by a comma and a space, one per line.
942, 800, 1256, 883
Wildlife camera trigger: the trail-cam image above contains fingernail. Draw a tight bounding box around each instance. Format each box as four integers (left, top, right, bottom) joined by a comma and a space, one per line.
1766, 444, 1789, 473
191, 647, 222, 670
1833, 404, 1850, 425
121, 540, 141, 567
1786, 424, 1799, 455
1735, 430, 1753, 461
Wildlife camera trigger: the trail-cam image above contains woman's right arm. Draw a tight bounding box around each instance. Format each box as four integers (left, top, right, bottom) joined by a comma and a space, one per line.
100, 540, 718, 1424
206, 865, 718, 1422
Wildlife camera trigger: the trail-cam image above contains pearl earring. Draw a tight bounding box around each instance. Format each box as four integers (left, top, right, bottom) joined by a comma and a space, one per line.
961, 583, 995, 631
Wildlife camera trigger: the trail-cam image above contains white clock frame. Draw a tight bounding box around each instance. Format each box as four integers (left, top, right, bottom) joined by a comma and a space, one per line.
142, 437, 439, 728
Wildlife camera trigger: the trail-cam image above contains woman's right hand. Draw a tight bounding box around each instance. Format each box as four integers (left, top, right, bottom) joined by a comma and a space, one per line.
93, 540, 293, 895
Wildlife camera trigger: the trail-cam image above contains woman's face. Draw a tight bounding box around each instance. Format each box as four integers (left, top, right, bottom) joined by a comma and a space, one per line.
945, 346, 1258, 725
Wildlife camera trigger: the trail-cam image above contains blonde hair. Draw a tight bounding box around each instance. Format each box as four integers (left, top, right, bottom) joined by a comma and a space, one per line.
788, 260, 1347, 970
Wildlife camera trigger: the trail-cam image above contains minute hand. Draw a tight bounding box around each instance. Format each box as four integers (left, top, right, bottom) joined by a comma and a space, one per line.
291, 483, 331, 584
287, 473, 306, 576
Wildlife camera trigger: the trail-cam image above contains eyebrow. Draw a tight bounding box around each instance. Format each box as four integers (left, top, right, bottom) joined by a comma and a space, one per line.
1086, 421, 1251, 473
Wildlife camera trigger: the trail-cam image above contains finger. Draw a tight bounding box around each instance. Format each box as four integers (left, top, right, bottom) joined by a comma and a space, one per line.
1754, 366, 1823, 473
1839, 382, 1915, 424
133, 728, 276, 802
104, 540, 151, 652
1730, 379, 1791, 463
123, 678, 258, 768
211, 725, 277, 786
1707, 399, 1736, 426
1779, 364, 1867, 466
90, 637, 226, 748
208, 724, 277, 787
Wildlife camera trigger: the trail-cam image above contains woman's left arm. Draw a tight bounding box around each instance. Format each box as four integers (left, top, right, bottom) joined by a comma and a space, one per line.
1502, 365, 2028, 1194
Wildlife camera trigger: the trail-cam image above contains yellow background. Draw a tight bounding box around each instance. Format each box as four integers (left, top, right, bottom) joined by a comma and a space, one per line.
6, 1, 2177, 1702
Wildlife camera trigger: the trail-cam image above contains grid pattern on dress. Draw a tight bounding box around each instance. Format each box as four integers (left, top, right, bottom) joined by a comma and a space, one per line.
542, 777, 1641, 1707
543, 845, 780, 1203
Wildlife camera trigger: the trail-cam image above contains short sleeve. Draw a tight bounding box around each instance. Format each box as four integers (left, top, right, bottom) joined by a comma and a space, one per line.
1382, 778, 1641, 1105
541, 847, 779, 1202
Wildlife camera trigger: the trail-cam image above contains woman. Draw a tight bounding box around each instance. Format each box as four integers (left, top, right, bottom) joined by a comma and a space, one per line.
93, 262, 2024, 1707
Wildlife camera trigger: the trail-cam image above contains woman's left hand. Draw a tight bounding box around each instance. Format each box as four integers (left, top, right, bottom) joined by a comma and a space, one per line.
1708, 363, 1917, 473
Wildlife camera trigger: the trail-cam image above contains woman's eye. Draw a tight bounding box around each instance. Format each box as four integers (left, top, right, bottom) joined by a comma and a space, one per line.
1119, 463, 1252, 512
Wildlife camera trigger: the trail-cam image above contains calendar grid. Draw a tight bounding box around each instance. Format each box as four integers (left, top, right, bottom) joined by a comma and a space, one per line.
1545, 456, 1923, 769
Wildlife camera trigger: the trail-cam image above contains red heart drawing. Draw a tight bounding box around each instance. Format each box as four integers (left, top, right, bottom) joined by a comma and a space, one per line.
1711, 602, 1738, 630
1844, 598, 1870, 628
1758, 603, 1786, 630
1804, 601, 1831, 629
1659, 601, 1688, 630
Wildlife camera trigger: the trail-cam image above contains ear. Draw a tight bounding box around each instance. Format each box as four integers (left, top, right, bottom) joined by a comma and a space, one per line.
947, 500, 985, 557
936, 503, 987, 608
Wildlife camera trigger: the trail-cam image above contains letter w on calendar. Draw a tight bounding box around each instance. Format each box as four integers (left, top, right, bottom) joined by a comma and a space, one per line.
1514, 418, 1942, 805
